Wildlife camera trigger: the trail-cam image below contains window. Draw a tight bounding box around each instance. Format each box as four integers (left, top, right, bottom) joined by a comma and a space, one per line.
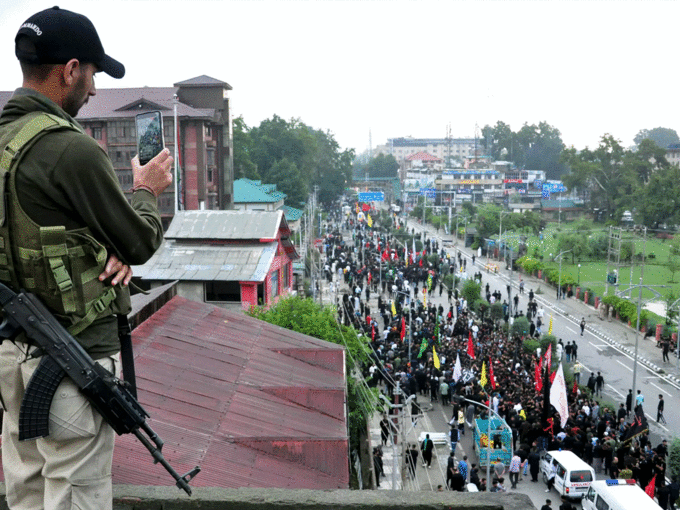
282, 264, 289, 290
91, 127, 102, 140
270, 271, 279, 297
594, 495, 609, 510
570, 470, 593, 482
205, 281, 241, 302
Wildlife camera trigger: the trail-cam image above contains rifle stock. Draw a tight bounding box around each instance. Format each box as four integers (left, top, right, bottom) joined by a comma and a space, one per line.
0, 283, 200, 495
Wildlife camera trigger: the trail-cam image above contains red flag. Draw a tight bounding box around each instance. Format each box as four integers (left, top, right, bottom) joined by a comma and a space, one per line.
543, 343, 552, 369
371, 325, 375, 342
362, 203, 370, 212
367, 272, 372, 284
467, 332, 475, 359
550, 370, 556, 384
419, 257, 423, 267
400, 317, 406, 341
572, 379, 578, 394
535, 359, 543, 393
489, 358, 497, 389
645, 474, 656, 499
382, 250, 389, 261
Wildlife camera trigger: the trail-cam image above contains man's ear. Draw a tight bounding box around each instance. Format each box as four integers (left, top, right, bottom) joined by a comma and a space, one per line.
62, 59, 81, 86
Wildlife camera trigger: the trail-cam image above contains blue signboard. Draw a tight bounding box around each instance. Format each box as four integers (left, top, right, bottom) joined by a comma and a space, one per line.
542, 182, 567, 193
419, 188, 436, 198
358, 192, 385, 202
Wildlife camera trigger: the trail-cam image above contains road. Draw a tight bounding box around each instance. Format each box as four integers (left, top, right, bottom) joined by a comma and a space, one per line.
330, 215, 675, 507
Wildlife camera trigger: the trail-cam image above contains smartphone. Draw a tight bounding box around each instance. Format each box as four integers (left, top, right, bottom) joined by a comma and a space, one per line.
135, 111, 164, 165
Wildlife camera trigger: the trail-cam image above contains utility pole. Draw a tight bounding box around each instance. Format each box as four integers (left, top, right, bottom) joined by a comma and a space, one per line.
631, 228, 647, 406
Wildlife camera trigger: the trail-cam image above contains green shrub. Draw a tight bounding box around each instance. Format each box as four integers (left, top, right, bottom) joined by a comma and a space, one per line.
522, 338, 540, 354
490, 302, 504, 322
511, 316, 531, 337
539, 334, 558, 355
462, 279, 482, 305
669, 438, 680, 480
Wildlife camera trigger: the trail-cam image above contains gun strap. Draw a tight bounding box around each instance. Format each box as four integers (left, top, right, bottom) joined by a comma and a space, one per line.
118, 314, 137, 399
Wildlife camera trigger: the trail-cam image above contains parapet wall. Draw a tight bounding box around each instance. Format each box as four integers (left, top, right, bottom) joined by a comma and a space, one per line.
1, 484, 534, 510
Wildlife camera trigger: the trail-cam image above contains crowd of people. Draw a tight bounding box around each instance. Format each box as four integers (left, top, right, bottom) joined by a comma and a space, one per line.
323, 206, 675, 505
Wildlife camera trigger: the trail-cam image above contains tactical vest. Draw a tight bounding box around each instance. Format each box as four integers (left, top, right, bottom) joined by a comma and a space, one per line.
0, 111, 130, 336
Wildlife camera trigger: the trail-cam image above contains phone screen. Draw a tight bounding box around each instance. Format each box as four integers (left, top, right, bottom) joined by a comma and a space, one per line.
135, 111, 164, 165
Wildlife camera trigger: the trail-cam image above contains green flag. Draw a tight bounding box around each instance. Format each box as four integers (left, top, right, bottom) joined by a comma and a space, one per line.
417, 338, 428, 358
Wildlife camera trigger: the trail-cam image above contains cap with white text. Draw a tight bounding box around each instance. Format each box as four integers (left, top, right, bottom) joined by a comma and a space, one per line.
15, 6, 125, 79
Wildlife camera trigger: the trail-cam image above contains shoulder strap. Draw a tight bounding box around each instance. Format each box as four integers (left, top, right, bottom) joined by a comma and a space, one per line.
0, 113, 74, 226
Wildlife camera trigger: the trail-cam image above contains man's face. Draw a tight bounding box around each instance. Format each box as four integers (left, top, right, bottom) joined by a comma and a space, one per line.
62, 62, 97, 117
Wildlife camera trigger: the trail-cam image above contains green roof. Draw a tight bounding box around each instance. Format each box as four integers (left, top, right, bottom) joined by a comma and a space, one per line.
234, 178, 287, 203
541, 199, 579, 209
280, 205, 303, 221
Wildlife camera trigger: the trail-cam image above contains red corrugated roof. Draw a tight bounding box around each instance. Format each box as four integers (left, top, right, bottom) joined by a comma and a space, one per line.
405, 151, 443, 162
0, 296, 349, 489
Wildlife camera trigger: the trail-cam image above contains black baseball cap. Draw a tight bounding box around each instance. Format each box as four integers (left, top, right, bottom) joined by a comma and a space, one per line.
15, 6, 125, 79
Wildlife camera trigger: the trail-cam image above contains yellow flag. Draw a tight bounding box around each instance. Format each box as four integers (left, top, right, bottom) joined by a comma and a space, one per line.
548, 314, 553, 335
391, 300, 397, 316
480, 361, 488, 388
433, 346, 441, 369
367, 214, 373, 228
423, 288, 427, 307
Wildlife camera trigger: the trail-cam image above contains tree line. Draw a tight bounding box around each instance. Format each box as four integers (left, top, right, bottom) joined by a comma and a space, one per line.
232, 115, 354, 207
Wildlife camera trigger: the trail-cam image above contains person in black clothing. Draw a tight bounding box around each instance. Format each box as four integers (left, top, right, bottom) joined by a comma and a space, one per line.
617, 403, 627, 422
668, 479, 679, 510
446, 452, 456, 489
421, 434, 434, 468
540, 499, 552, 510
373, 447, 384, 486
658, 395, 666, 424
595, 372, 604, 396
587, 373, 596, 394
626, 389, 633, 416
558, 495, 575, 510
450, 466, 466, 491
407, 444, 418, 479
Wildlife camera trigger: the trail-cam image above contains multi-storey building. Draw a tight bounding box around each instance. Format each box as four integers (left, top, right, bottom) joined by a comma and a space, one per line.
0, 75, 235, 229
376, 136, 478, 164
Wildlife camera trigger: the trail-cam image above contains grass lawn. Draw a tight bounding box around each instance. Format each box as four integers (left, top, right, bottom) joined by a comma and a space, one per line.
498, 222, 680, 307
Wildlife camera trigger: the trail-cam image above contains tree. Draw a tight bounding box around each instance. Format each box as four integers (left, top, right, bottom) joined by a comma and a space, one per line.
366, 153, 399, 179
633, 127, 680, 149
515, 121, 568, 179
232, 116, 259, 180
622, 138, 670, 185
636, 163, 680, 228
561, 134, 636, 221
244, 115, 354, 206
481, 121, 514, 161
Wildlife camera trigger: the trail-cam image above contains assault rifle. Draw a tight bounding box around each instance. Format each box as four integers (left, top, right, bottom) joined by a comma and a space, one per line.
0, 283, 200, 495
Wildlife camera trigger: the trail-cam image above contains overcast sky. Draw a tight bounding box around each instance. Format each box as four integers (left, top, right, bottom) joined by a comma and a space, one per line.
3, 0, 678, 154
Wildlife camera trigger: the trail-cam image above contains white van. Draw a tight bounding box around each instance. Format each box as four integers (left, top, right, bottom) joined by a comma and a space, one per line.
540, 450, 595, 499
582, 479, 662, 510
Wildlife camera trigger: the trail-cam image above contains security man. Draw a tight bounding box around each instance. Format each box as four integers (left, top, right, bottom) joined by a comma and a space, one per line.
0, 7, 172, 510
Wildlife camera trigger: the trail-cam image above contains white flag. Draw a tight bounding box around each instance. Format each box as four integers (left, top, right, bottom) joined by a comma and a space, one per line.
549, 363, 569, 428
453, 353, 462, 382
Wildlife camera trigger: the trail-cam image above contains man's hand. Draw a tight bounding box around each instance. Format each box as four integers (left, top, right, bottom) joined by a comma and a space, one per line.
131, 148, 173, 197
99, 253, 133, 287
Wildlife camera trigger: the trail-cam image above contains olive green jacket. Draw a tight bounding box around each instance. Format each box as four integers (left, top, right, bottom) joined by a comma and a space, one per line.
0, 88, 164, 357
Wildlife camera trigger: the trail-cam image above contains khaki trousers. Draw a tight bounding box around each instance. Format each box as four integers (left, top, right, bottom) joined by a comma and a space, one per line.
0, 341, 119, 510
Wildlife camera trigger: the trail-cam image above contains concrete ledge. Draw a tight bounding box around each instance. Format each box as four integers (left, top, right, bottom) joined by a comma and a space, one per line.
108, 487, 534, 510
0, 484, 536, 510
